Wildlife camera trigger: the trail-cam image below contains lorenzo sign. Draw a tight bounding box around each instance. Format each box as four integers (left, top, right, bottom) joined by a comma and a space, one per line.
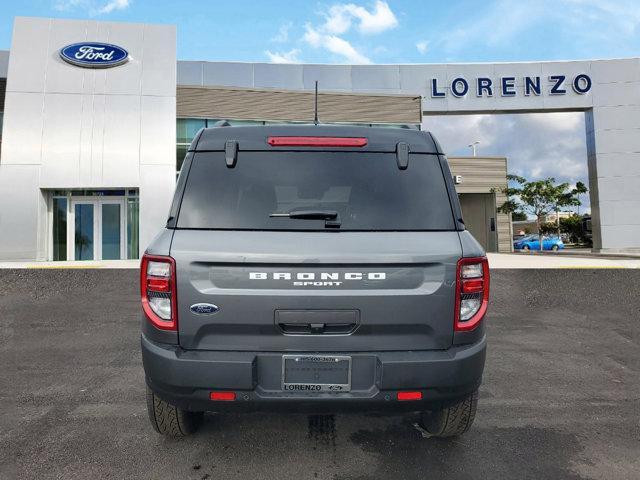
59, 42, 129, 68
430, 74, 592, 98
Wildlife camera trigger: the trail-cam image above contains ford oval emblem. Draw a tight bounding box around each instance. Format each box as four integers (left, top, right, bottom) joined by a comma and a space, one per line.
59, 42, 129, 68
190, 303, 219, 315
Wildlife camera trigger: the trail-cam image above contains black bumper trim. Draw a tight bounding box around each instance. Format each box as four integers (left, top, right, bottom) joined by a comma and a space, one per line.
141, 334, 486, 413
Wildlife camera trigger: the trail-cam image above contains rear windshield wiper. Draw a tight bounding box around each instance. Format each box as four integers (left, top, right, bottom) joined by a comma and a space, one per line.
270, 210, 338, 220
270, 210, 341, 229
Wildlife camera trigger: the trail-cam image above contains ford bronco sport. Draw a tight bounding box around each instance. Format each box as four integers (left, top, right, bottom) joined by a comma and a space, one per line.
141, 125, 489, 437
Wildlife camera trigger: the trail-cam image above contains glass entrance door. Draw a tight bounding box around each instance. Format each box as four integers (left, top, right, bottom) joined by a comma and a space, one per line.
70, 198, 126, 260
73, 202, 97, 261
99, 200, 126, 260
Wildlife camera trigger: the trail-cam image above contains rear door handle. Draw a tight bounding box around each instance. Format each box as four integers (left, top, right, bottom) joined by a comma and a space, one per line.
275, 309, 360, 335
277, 322, 357, 335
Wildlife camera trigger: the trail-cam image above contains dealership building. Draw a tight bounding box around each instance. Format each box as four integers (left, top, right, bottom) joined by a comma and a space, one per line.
0, 17, 638, 261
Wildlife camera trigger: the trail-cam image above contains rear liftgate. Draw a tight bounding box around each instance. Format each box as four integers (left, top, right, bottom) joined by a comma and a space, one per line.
170, 134, 463, 400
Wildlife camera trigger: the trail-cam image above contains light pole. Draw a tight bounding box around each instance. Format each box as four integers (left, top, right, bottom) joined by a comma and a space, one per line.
468, 141, 480, 157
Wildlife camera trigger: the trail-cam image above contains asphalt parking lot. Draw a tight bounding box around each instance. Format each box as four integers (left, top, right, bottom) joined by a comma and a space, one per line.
1, 269, 639, 480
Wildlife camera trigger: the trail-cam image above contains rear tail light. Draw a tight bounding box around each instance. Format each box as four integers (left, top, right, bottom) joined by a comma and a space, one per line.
455, 257, 490, 331
267, 136, 368, 147
140, 254, 177, 331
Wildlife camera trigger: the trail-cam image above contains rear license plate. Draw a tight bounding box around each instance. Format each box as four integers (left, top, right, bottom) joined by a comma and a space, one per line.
282, 355, 351, 392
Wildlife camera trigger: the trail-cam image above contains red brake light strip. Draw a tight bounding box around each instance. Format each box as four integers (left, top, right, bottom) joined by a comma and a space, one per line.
267, 136, 368, 147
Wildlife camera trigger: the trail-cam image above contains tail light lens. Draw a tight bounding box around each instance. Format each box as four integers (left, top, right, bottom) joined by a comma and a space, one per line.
455, 257, 490, 331
141, 254, 177, 331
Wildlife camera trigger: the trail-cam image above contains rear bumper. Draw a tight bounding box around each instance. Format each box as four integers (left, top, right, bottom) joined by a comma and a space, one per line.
141, 334, 486, 414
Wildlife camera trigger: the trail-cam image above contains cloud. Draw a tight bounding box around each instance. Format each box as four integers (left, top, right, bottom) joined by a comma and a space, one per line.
428, 0, 640, 60
271, 22, 292, 43
424, 112, 591, 213
97, 0, 129, 13
303, 24, 371, 64
563, 0, 640, 35
416, 40, 429, 54
264, 48, 301, 64
262, 2, 396, 64
54, 0, 130, 15
526, 111, 582, 132
323, 1, 398, 35
434, 2, 532, 55
298, 1, 397, 64
53, 0, 82, 10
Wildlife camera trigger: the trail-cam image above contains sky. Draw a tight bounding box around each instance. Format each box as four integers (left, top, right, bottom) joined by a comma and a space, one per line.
1, 1, 639, 213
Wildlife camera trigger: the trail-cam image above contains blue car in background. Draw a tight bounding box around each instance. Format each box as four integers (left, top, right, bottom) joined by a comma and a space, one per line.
514, 235, 565, 251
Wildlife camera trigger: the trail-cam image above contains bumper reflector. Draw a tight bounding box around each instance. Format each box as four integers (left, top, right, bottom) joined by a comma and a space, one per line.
397, 391, 422, 401
210, 391, 236, 401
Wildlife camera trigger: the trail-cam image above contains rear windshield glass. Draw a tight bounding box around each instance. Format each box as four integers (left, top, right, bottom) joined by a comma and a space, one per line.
176, 151, 455, 231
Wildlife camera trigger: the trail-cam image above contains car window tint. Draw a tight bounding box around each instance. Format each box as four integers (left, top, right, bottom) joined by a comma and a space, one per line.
177, 151, 455, 231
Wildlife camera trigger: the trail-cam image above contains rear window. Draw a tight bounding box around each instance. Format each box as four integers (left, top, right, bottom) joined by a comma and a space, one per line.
176, 151, 455, 231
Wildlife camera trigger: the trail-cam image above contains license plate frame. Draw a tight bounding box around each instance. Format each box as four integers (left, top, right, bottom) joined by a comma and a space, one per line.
282, 355, 352, 392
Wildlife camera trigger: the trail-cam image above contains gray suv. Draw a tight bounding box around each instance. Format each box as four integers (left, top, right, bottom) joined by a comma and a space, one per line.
141, 125, 489, 437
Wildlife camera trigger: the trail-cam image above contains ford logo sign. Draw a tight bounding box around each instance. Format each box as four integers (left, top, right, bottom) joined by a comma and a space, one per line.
59, 42, 129, 68
190, 303, 219, 315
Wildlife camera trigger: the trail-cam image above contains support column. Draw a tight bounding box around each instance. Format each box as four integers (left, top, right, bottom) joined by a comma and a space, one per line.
587, 104, 640, 253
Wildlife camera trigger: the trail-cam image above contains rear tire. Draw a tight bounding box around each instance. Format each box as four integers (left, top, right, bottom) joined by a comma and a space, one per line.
522, 244, 530, 251
146, 385, 203, 437
419, 389, 478, 438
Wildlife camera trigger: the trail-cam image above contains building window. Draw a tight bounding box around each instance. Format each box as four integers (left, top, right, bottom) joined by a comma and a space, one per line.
52, 197, 67, 261
177, 118, 206, 144
176, 144, 188, 173
127, 194, 139, 260
176, 118, 205, 174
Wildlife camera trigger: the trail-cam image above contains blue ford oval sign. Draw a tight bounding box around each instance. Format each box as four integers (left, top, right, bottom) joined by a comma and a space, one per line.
60, 42, 129, 68
190, 303, 220, 315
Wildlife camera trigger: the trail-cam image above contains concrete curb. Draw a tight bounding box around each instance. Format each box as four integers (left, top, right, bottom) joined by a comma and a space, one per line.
1, 255, 639, 270
0, 260, 139, 269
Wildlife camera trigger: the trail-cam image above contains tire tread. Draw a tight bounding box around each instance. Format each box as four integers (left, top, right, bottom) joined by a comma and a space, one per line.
146, 386, 201, 437
420, 389, 478, 438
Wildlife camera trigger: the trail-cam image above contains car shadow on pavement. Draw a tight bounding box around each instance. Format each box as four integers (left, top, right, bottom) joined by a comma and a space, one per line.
151, 412, 587, 480
345, 421, 586, 480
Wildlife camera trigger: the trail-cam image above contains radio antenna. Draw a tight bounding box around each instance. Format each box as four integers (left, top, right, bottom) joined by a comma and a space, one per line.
314, 80, 319, 125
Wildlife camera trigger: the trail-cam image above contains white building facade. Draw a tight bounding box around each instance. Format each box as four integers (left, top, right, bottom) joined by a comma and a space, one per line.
0, 17, 176, 261
0, 16, 638, 261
